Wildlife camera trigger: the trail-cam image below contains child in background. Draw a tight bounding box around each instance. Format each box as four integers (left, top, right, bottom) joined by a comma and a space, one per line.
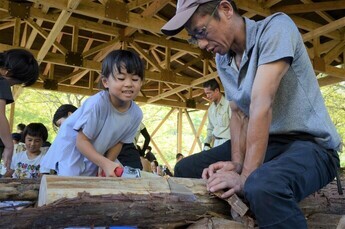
0, 49, 39, 171
41, 50, 144, 177
11, 133, 26, 154
5, 123, 49, 178
52, 104, 78, 130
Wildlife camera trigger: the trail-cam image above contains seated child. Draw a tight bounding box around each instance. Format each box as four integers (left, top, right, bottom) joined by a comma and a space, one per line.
11, 133, 26, 154
6, 123, 49, 178
40, 50, 144, 177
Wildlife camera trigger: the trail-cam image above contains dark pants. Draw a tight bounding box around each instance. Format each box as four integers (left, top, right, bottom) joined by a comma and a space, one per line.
117, 143, 143, 170
174, 137, 339, 228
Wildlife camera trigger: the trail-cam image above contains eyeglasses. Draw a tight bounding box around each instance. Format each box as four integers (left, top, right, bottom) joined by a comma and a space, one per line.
187, 2, 220, 46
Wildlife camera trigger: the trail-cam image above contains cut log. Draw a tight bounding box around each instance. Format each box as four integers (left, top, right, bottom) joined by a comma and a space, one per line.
0, 175, 230, 228
187, 217, 252, 229
306, 213, 345, 229
0, 178, 40, 201
300, 178, 345, 216
1, 176, 344, 228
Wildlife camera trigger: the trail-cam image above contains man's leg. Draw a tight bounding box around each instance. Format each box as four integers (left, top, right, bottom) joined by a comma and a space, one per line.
244, 141, 337, 229
174, 140, 231, 178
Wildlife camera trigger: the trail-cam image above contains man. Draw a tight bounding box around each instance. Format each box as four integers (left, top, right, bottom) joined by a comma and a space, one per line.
161, 0, 341, 228
203, 79, 230, 150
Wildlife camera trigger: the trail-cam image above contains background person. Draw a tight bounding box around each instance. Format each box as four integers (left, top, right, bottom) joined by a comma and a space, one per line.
52, 104, 78, 129
202, 79, 231, 150
161, 0, 341, 228
0, 49, 39, 170
176, 153, 184, 163
5, 123, 49, 178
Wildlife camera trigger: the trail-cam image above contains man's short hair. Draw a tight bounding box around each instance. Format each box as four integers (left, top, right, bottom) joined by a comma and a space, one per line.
203, 79, 220, 91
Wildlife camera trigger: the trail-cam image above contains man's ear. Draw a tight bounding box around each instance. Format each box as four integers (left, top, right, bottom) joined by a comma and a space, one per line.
219, 0, 234, 19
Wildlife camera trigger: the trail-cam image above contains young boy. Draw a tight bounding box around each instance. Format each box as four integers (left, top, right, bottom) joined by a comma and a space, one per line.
5, 123, 49, 178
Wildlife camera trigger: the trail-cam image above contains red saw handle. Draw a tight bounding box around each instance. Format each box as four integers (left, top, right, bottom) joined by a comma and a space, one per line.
101, 166, 123, 177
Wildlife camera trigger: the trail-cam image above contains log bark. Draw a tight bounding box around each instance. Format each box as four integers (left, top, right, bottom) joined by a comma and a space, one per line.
300, 178, 345, 216
1, 176, 344, 228
1, 175, 230, 228
0, 178, 40, 201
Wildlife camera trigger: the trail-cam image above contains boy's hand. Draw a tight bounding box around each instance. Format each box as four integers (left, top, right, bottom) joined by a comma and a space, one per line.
99, 161, 122, 177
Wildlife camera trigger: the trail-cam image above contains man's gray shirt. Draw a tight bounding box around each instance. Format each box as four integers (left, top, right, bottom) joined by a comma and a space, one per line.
216, 13, 341, 151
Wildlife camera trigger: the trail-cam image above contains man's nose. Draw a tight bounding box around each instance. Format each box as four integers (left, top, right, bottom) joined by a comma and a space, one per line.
198, 39, 208, 50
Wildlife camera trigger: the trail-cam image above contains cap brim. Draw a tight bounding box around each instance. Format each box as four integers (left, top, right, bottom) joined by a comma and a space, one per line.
161, 5, 198, 36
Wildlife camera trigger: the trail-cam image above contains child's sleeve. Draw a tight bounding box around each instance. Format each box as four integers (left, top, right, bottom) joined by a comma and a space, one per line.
73, 103, 103, 140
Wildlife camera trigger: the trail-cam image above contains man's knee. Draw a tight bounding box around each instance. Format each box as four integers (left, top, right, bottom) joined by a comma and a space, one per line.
243, 169, 276, 205
174, 160, 183, 177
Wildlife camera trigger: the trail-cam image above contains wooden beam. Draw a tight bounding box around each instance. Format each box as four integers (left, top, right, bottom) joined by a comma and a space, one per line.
324, 41, 345, 65
131, 41, 163, 71
25, 18, 68, 55
184, 109, 203, 150
24, 0, 190, 39
188, 111, 208, 155
177, 108, 183, 154
147, 71, 218, 103
36, 0, 82, 63
274, 1, 345, 14
302, 17, 345, 42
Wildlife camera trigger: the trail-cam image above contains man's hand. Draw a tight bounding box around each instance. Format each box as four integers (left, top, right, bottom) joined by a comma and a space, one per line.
202, 161, 242, 179
206, 170, 246, 198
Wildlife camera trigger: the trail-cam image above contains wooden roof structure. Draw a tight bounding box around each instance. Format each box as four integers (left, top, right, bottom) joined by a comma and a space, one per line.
1, 0, 345, 110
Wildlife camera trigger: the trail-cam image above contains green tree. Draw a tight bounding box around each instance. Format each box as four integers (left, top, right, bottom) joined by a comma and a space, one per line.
321, 83, 345, 167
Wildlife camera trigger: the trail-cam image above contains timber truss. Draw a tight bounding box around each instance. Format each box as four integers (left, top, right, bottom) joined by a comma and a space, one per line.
0, 0, 345, 110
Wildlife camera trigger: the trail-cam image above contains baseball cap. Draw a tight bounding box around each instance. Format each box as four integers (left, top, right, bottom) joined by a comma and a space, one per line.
161, 0, 214, 36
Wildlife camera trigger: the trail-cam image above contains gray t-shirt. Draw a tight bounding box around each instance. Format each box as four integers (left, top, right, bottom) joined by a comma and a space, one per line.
216, 13, 341, 150
41, 90, 143, 176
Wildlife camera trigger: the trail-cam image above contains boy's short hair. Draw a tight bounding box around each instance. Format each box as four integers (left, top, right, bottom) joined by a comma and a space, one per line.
23, 123, 48, 142
176, 153, 184, 160
0, 49, 39, 86
11, 133, 22, 142
17, 123, 26, 132
101, 50, 144, 82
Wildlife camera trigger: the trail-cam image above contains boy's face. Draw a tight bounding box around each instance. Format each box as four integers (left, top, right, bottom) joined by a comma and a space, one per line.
101, 66, 142, 107
24, 134, 43, 154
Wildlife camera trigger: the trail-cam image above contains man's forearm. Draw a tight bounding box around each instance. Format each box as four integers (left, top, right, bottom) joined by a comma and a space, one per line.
230, 106, 248, 167
241, 107, 271, 178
